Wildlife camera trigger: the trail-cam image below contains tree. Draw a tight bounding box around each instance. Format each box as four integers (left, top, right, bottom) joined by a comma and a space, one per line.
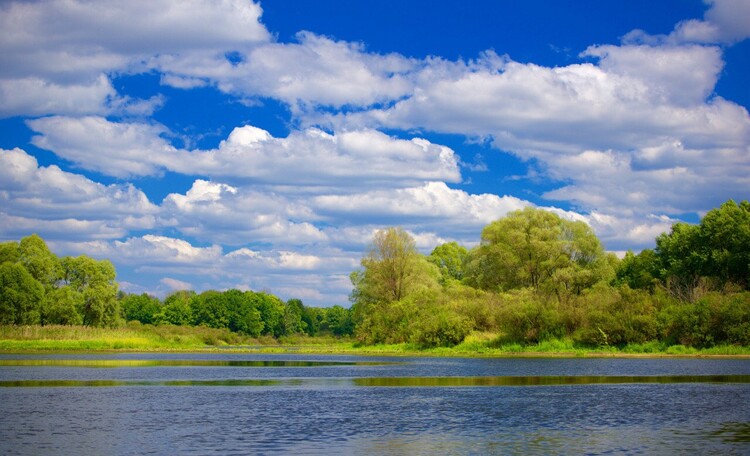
352, 227, 438, 305
428, 242, 468, 283
43, 287, 83, 325
698, 200, 750, 288
252, 292, 286, 337
323, 305, 354, 336
0, 241, 20, 265
656, 199, 750, 297
615, 249, 660, 290
191, 291, 229, 329
224, 289, 263, 336
464, 207, 611, 293
350, 227, 440, 342
121, 293, 161, 324
18, 234, 60, 289
61, 256, 120, 327
0, 262, 44, 325
282, 298, 307, 335
155, 291, 194, 326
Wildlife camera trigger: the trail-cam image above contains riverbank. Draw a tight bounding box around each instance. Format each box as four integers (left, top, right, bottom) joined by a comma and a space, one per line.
2, 325, 750, 358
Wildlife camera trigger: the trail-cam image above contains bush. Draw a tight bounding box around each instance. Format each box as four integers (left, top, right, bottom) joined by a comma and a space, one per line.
494, 289, 566, 344
573, 285, 658, 347
410, 308, 472, 348
659, 292, 750, 347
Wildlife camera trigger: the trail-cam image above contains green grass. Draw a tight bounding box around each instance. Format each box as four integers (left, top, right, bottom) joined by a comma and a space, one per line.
0, 323, 262, 351
2, 325, 749, 357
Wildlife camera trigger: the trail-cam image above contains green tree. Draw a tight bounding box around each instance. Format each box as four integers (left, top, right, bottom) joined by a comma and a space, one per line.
0, 241, 20, 265
61, 256, 120, 327
698, 200, 750, 288
351, 227, 440, 305
0, 262, 44, 325
253, 292, 286, 337
656, 221, 703, 298
428, 242, 468, 284
615, 249, 661, 290
323, 305, 354, 336
121, 293, 161, 324
301, 306, 326, 336
282, 298, 307, 335
655, 200, 750, 298
191, 291, 229, 329
43, 287, 83, 325
464, 207, 611, 293
18, 234, 60, 289
225, 289, 263, 336
350, 227, 440, 342
155, 291, 194, 326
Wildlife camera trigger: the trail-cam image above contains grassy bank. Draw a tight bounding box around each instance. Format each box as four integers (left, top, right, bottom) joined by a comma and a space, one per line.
1, 325, 749, 357
0, 323, 269, 351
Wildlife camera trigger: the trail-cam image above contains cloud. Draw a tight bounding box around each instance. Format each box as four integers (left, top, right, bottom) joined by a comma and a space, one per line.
160, 277, 193, 292
622, 1, 750, 45
0, 147, 158, 230
203, 32, 417, 109
0, 0, 270, 117
28, 116, 183, 178
325, 43, 749, 221
28, 116, 462, 186
584, 212, 679, 251
162, 179, 326, 246
0, 0, 270, 79
313, 181, 530, 232
225, 248, 323, 271
581, 44, 723, 106
670, 0, 750, 44
112, 235, 223, 265
61, 234, 359, 305
0, 213, 127, 241
195, 126, 461, 186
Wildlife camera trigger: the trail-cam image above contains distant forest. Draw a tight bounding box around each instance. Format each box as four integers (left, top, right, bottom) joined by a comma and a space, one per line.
1, 199, 749, 349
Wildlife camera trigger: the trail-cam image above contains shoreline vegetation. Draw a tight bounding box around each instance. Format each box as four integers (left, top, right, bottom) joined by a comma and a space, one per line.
1, 325, 749, 358
2, 200, 749, 357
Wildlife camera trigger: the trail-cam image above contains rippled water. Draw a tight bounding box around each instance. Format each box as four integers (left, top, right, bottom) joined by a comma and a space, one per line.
1, 353, 749, 455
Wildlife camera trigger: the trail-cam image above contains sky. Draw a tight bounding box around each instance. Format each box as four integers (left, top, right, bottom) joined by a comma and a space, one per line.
1, 0, 749, 307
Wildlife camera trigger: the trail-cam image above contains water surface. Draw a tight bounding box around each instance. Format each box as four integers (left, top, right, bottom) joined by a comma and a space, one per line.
1, 353, 749, 455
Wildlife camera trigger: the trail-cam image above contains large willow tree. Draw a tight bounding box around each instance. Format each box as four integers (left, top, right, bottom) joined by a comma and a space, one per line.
350, 227, 441, 343
464, 207, 614, 294
351, 227, 438, 306
0, 234, 121, 327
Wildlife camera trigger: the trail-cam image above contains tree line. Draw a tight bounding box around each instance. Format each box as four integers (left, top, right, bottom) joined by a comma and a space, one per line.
2, 199, 748, 349
350, 200, 750, 348
0, 234, 353, 337
120, 291, 353, 337
1, 234, 119, 327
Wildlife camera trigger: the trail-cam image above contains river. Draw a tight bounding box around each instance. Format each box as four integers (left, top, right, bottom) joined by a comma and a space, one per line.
1, 353, 749, 455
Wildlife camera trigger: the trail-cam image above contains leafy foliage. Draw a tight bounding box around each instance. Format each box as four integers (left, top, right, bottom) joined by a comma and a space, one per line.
0, 262, 44, 325
3, 200, 749, 350
0, 235, 120, 328
350, 201, 750, 349
464, 208, 613, 293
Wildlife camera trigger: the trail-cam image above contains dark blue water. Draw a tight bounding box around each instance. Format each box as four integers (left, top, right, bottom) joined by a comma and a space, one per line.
1, 353, 749, 455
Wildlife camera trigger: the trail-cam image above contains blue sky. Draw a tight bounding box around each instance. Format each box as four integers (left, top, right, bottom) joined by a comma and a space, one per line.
1, 0, 749, 306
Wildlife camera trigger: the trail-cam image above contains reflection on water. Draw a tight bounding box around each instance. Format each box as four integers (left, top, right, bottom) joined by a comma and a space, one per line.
710, 422, 750, 442
1, 354, 749, 455
354, 374, 750, 387
0, 359, 391, 368
3, 374, 750, 388
0, 378, 283, 387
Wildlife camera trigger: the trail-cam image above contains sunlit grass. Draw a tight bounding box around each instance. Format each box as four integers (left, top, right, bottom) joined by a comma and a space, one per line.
1, 325, 749, 357
0, 324, 258, 351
